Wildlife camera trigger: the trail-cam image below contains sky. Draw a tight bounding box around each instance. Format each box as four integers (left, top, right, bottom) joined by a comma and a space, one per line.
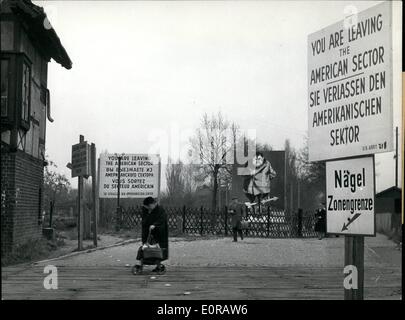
33, 0, 402, 193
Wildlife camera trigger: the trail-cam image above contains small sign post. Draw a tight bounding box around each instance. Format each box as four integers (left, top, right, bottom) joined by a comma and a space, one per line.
72, 135, 88, 251
72, 141, 90, 178
326, 156, 375, 299
71, 135, 97, 250
91, 143, 97, 247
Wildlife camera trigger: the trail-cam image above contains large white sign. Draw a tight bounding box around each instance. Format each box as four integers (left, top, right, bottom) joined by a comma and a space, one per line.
308, 2, 392, 161
99, 154, 160, 198
326, 156, 375, 236
71, 142, 90, 178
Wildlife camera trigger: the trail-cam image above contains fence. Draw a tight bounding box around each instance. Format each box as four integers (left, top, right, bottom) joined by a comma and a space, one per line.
105, 205, 318, 238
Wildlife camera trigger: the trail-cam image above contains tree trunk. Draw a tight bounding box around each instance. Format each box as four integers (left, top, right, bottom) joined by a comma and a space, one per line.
212, 168, 218, 210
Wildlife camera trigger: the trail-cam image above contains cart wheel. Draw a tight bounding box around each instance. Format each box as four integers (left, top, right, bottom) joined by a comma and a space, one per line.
157, 265, 166, 275
132, 265, 143, 275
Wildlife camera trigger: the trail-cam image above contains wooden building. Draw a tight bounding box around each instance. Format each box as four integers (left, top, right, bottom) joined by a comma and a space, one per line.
375, 186, 402, 238
1, 0, 71, 254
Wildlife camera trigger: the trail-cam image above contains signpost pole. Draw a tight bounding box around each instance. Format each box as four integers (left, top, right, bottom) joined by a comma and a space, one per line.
284, 152, 287, 215
77, 135, 84, 251
344, 235, 364, 300
158, 157, 161, 199
91, 143, 97, 247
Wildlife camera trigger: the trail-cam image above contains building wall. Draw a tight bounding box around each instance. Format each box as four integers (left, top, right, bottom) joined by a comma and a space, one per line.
19, 23, 48, 159
1, 8, 49, 254
13, 150, 44, 245
0, 20, 14, 50
376, 213, 392, 235
1, 0, 72, 255
1, 149, 44, 254
1, 150, 15, 254
375, 198, 396, 214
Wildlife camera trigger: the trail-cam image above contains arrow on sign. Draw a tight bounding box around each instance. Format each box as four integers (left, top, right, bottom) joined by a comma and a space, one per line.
342, 213, 361, 231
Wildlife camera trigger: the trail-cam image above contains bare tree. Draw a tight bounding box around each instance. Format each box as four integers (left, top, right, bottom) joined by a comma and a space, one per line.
190, 112, 235, 209
165, 158, 185, 205
296, 136, 326, 212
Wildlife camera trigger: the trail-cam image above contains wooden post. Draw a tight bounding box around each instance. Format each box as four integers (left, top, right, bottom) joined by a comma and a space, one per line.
344, 235, 364, 300
97, 158, 103, 227
266, 206, 270, 237
77, 135, 84, 251
83, 187, 91, 239
91, 143, 97, 247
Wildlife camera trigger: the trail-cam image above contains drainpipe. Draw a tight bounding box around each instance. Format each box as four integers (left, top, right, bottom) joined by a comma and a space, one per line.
46, 89, 54, 122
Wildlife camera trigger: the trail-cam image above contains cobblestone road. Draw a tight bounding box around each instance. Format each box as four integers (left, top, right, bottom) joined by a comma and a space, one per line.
2, 233, 401, 300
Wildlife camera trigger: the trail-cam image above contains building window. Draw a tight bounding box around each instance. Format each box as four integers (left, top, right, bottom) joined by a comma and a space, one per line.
1, 59, 9, 117
17, 129, 26, 151
1, 130, 11, 145
21, 61, 30, 123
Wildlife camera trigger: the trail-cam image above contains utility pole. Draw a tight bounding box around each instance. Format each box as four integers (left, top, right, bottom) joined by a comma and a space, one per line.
77, 135, 84, 251
91, 143, 97, 247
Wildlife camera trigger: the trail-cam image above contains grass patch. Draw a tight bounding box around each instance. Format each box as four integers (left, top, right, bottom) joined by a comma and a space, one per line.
97, 227, 140, 239
1, 237, 65, 267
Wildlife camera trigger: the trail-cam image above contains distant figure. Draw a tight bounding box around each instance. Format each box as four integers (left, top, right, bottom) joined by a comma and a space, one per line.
228, 198, 244, 242
135, 197, 169, 273
314, 192, 326, 240
243, 152, 276, 206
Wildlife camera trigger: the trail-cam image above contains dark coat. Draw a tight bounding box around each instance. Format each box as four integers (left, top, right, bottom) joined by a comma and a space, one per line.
141, 205, 169, 260
314, 208, 326, 233
228, 202, 244, 229
243, 159, 276, 196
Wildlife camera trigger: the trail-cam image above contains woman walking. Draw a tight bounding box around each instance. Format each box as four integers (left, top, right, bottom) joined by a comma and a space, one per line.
134, 197, 169, 273
228, 198, 244, 242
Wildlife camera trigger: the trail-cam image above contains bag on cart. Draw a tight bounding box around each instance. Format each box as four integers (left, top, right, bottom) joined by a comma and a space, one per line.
142, 232, 163, 260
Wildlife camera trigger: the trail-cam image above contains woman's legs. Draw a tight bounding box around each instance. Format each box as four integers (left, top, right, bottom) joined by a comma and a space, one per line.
238, 228, 244, 240
136, 246, 144, 265
232, 227, 238, 241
